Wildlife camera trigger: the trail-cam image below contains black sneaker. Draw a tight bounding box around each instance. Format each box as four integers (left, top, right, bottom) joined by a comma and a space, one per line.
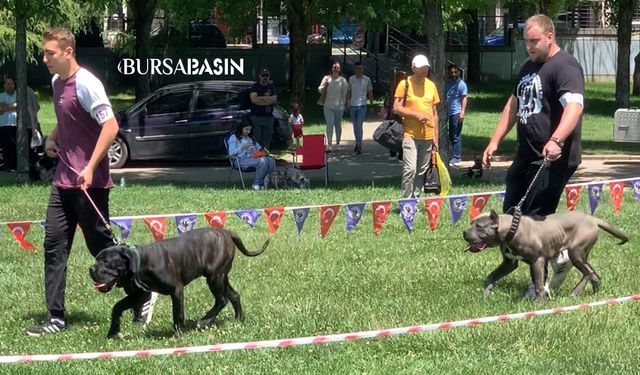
137, 292, 158, 325
26, 318, 66, 336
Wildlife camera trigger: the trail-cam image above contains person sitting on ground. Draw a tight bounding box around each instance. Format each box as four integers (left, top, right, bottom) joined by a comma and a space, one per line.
289, 102, 304, 146
227, 121, 276, 190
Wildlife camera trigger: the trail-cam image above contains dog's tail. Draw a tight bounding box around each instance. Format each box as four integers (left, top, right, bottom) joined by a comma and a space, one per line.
596, 220, 629, 245
231, 233, 270, 257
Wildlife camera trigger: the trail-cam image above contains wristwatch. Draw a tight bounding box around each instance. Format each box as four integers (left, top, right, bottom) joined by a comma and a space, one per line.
549, 137, 564, 147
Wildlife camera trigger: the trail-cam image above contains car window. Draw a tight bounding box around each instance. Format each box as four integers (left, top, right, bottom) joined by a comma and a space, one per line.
196, 90, 228, 110
228, 89, 252, 109
146, 92, 192, 115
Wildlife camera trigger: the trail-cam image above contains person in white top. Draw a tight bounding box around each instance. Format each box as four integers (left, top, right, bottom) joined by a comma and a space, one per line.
0, 77, 17, 170
318, 62, 348, 151
347, 62, 373, 154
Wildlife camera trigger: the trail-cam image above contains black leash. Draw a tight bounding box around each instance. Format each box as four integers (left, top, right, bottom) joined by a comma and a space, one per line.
504, 158, 551, 242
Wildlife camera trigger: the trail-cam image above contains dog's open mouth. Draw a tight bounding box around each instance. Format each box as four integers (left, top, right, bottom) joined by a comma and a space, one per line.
466, 242, 487, 253
93, 280, 117, 293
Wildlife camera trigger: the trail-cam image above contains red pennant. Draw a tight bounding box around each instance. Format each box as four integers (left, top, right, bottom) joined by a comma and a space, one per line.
7, 222, 36, 251
565, 186, 582, 211
319, 205, 340, 239
609, 181, 625, 215
372, 201, 391, 235
264, 206, 285, 234
470, 194, 491, 221
424, 197, 443, 232
204, 211, 227, 229
143, 217, 167, 242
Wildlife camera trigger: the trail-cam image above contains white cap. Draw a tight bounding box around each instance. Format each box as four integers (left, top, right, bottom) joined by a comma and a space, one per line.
412, 54, 430, 68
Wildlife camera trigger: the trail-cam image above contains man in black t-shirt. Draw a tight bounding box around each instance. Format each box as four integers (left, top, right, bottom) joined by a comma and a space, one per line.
482, 14, 585, 299
249, 68, 277, 149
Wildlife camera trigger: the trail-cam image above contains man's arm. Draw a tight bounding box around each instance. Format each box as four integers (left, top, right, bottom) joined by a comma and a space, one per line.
432, 104, 439, 149
482, 94, 518, 166
78, 117, 119, 188
460, 95, 468, 120
249, 92, 277, 106
45, 126, 60, 157
542, 101, 583, 159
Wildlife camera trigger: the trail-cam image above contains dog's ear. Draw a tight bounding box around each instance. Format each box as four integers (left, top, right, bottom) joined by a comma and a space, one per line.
489, 209, 499, 224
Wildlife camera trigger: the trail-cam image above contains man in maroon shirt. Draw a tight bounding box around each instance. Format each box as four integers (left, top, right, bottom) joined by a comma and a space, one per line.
26, 28, 157, 336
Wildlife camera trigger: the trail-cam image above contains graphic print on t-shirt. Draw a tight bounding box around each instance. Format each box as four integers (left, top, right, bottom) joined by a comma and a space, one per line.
516, 73, 543, 124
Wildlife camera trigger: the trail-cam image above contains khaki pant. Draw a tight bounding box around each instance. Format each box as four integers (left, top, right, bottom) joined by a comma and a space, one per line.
401, 137, 433, 198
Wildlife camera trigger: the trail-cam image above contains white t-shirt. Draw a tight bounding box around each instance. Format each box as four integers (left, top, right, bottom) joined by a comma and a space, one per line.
348, 75, 372, 106
0, 92, 16, 127
289, 113, 303, 125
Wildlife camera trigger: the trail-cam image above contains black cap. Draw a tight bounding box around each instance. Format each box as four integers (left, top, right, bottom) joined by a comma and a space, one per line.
260, 68, 270, 75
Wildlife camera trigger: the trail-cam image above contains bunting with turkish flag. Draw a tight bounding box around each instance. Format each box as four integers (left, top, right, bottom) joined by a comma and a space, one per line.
609, 181, 625, 215
264, 206, 285, 234
587, 183, 604, 215
632, 178, 640, 202
372, 201, 391, 235
7, 222, 36, 251
292, 207, 310, 234
143, 217, 167, 242
111, 218, 133, 240
565, 186, 582, 211
449, 196, 467, 224
319, 205, 340, 239
424, 197, 443, 232
235, 209, 261, 228
398, 199, 418, 233
175, 214, 197, 235
204, 211, 226, 228
470, 194, 490, 221
345, 203, 366, 233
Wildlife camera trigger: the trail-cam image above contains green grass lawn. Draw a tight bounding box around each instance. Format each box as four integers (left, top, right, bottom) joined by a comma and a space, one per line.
33, 81, 640, 157
0, 180, 639, 373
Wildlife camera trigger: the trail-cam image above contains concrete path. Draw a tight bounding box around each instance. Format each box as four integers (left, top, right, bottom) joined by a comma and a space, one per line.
2, 120, 638, 186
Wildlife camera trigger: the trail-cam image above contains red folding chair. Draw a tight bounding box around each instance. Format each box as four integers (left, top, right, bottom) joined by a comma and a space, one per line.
292, 134, 329, 187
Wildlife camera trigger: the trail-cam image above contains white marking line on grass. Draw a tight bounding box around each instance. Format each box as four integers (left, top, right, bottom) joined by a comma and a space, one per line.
2, 294, 639, 364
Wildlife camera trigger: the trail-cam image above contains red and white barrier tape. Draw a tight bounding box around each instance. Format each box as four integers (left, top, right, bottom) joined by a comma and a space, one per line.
2, 294, 639, 364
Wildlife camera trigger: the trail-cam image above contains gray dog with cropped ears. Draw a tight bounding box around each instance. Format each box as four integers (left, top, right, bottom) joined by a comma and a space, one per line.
463, 210, 628, 301
90, 228, 269, 338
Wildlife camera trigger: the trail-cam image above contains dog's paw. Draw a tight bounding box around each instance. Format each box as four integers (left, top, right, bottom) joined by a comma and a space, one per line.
483, 285, 493, 298
107, 331, 121, 339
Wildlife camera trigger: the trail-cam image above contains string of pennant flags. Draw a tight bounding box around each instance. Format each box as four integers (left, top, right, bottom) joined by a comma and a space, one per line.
1, 177, 639, 251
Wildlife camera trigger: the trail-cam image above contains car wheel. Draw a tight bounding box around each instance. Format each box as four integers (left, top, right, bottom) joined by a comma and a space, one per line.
108, 137, 129, 169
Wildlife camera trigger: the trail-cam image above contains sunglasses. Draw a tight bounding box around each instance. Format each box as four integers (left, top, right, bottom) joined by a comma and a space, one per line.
261, 74, 270, 77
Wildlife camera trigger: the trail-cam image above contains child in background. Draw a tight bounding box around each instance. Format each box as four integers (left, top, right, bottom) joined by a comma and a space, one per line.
289, 102, 304, 146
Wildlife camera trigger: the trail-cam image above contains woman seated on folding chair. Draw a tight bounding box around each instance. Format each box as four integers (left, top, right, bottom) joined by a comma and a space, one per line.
227, 121, 276, 190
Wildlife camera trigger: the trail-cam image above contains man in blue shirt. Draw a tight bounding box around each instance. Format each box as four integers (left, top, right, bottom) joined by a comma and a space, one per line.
445, 64, 468, 167
249, 68, 277, 149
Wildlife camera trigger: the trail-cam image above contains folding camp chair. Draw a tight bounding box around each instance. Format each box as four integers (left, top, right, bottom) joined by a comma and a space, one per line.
292, 134, 330, 187
224, 134, 255, 189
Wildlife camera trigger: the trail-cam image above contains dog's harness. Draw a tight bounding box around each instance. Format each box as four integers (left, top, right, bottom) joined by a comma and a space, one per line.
126, 244, 151, 292
504, 159, 550, 242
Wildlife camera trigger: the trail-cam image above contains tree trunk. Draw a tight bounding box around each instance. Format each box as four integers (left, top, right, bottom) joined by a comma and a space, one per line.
466, 9, 480, 83
129, 0, 158, 102
633, 52, 640, 96
616, 1, 634, 108
15, 9, 30, 181
287, 0, 308, 104
422, 0, 450, 163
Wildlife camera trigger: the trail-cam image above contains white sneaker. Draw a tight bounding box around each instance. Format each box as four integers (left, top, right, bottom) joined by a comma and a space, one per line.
334, 144, 341, 151
549, 249, 573, 290
138, 292, 158, 325
524, 281, 551, 300
252, 184, 261, 190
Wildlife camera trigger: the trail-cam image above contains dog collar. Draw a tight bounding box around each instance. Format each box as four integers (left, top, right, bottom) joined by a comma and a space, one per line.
127, 244, 151, 292
504, 207, 522, 243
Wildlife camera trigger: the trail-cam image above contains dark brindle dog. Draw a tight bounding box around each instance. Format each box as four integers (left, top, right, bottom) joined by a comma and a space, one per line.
90, 228, 269, 337
463, 210, 628, 301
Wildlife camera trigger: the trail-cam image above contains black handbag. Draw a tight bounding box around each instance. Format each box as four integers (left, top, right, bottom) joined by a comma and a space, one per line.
373, 77, 409, 153
423, 152, 441, 194
373, 119, 404, 152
